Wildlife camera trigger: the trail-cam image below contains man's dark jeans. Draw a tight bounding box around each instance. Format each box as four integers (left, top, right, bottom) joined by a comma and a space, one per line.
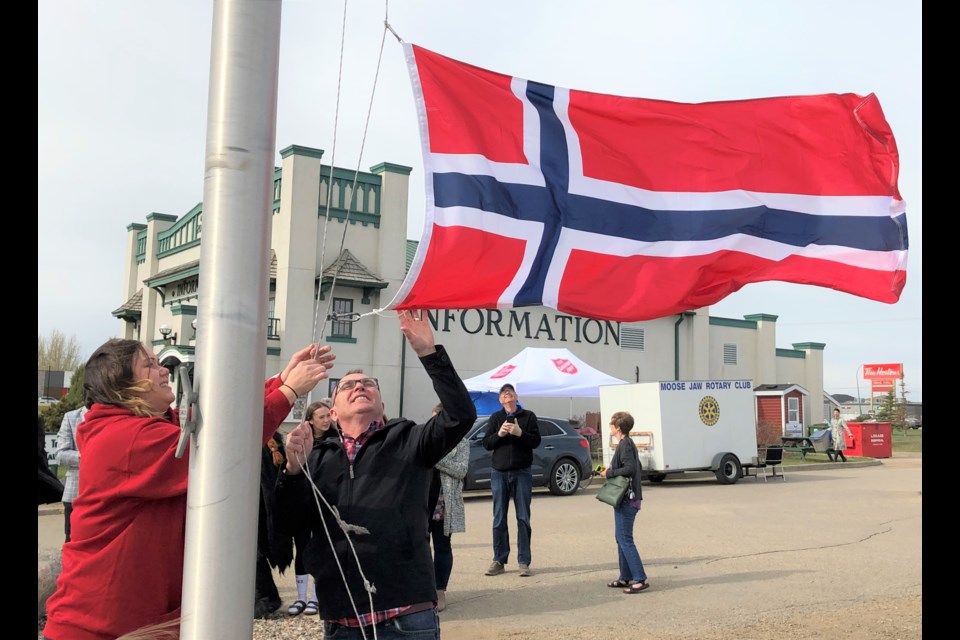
323, 608, 440, 639
490, 468, 533, 566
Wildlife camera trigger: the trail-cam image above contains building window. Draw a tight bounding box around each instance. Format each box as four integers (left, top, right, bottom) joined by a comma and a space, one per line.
723, 343, 738, 365
788, 397, 799, 423
331, 298, 354, 338
620, 324, 645, 351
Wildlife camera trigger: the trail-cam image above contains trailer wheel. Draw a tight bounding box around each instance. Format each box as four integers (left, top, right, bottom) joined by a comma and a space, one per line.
715, 454, 742, 484
647, 473, 667, 483
548, 459, 581, 496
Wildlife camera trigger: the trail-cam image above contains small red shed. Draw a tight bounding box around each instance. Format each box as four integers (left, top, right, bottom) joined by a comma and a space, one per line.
754, 383, 809, 445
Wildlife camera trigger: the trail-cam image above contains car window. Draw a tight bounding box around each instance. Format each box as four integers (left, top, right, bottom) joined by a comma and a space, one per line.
469, 417, 490, 440
538, 420, 563, 437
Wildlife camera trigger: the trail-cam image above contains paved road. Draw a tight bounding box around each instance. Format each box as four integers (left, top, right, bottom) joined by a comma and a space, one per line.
39, 455, 922, 639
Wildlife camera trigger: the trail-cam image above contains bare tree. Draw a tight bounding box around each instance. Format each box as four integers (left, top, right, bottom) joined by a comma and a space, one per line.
38, 329, 82, 371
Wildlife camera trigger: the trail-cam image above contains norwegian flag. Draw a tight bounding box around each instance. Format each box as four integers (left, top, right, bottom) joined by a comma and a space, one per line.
385, 44, 907, 321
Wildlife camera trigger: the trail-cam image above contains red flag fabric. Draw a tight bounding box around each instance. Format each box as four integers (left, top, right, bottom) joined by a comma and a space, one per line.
385, 44, 907, 321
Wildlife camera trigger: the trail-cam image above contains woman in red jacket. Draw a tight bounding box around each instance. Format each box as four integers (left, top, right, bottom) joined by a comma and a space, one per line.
43, 339, 333, 640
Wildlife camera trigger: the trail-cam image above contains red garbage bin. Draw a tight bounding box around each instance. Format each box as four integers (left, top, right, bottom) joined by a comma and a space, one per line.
845, 422, 893, 458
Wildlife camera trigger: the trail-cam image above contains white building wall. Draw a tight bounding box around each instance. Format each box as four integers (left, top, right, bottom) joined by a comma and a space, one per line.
140, 213, 177, 348
748, 314, 779, 383
708, 323, 756, 382
688, 309, 711, 380
776, 357, 806, 388
792, 343, 826, 424
274, 146, 322, 376
121, 224, 146, 340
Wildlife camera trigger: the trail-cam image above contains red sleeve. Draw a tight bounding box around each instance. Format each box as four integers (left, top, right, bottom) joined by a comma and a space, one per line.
262, 376, 292, 445
108, 381, 290, 499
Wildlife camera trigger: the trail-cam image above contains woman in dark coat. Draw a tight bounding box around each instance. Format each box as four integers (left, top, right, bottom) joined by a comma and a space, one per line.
286, 399, 333, 617
601, 411, 650, 594
255, 432, 294, 618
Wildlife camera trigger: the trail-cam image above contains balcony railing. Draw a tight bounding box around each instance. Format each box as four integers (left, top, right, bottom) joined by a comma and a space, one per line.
267, 317, 280, 339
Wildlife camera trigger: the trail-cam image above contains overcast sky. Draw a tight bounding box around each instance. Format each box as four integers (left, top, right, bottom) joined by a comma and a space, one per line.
38, 0, 922, 401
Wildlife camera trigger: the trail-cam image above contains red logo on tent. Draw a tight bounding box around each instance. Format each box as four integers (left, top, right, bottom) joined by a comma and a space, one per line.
490, 365, 517, 379
551, 359, 578, 374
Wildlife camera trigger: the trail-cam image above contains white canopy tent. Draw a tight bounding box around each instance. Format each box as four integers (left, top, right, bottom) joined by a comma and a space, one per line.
462, 347, 628, 399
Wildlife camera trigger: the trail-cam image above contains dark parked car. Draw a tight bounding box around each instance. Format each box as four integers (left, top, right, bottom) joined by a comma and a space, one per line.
463, 416, 593, 496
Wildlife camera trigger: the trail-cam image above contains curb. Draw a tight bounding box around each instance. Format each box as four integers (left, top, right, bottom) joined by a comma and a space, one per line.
38, 503, 64, 516
783, 459, 882, 472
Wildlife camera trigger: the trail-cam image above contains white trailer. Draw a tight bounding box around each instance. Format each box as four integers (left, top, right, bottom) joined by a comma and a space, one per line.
599, 380, 758, 484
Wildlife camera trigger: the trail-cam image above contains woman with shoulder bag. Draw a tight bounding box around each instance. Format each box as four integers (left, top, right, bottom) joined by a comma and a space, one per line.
601, 411, 650, 594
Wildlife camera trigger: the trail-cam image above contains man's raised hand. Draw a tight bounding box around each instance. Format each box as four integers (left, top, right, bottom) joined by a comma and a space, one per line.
398, 310, 436, 357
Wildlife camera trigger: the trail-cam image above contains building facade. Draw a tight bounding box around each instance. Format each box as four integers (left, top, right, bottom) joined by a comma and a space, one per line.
114, 144, 831, 431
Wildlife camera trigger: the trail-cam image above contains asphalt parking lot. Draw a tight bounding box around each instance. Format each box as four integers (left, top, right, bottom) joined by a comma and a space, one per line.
39, 454, 922, 639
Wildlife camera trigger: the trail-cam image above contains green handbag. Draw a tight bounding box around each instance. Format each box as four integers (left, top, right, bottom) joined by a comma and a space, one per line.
596, 474, 631, 507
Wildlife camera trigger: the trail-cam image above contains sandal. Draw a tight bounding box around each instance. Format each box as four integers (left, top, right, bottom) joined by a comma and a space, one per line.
623, 581, 651, 594
287, 600, 307, 616
304, 600, 320, 616
607, 579, 633, 588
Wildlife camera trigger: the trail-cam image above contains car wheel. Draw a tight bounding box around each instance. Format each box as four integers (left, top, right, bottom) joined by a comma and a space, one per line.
548, 459, 581, 496
715, 453, 742, 485
647, 473, 667, 484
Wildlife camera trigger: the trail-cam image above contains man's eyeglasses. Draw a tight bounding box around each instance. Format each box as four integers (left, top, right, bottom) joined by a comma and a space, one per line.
335, 377, 379, 396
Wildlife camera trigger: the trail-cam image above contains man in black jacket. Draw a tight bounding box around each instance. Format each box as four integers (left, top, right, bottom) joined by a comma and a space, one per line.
277, 310, 476, 638
481, 383, 541, 577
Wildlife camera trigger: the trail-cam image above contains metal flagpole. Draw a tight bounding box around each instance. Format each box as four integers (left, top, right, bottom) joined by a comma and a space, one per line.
181, 1, 283, 638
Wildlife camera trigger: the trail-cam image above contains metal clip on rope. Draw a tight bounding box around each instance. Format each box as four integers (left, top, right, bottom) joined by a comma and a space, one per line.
328, 311, 362, 323
175, 363, 200, 458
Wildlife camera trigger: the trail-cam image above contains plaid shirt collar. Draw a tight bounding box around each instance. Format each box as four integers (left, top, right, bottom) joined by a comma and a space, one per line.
337, 421, 385, 463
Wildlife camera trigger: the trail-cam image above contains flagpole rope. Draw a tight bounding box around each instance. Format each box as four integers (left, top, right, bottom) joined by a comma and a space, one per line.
311, 0, 351, 347
291, 448, 378, 640
313, 1, 395, 346
302, 3, 398, 635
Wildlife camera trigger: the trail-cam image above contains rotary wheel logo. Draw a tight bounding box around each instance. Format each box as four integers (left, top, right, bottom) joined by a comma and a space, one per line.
699, 396, 720, 426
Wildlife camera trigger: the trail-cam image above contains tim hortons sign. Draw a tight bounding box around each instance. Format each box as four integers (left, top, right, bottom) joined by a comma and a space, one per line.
863, 363, 903, 380
871, 378, 896, 393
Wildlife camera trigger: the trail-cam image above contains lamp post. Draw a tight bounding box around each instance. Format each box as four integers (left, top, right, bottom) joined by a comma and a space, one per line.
159, 324, 178, 345
854, 364, 863, 417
